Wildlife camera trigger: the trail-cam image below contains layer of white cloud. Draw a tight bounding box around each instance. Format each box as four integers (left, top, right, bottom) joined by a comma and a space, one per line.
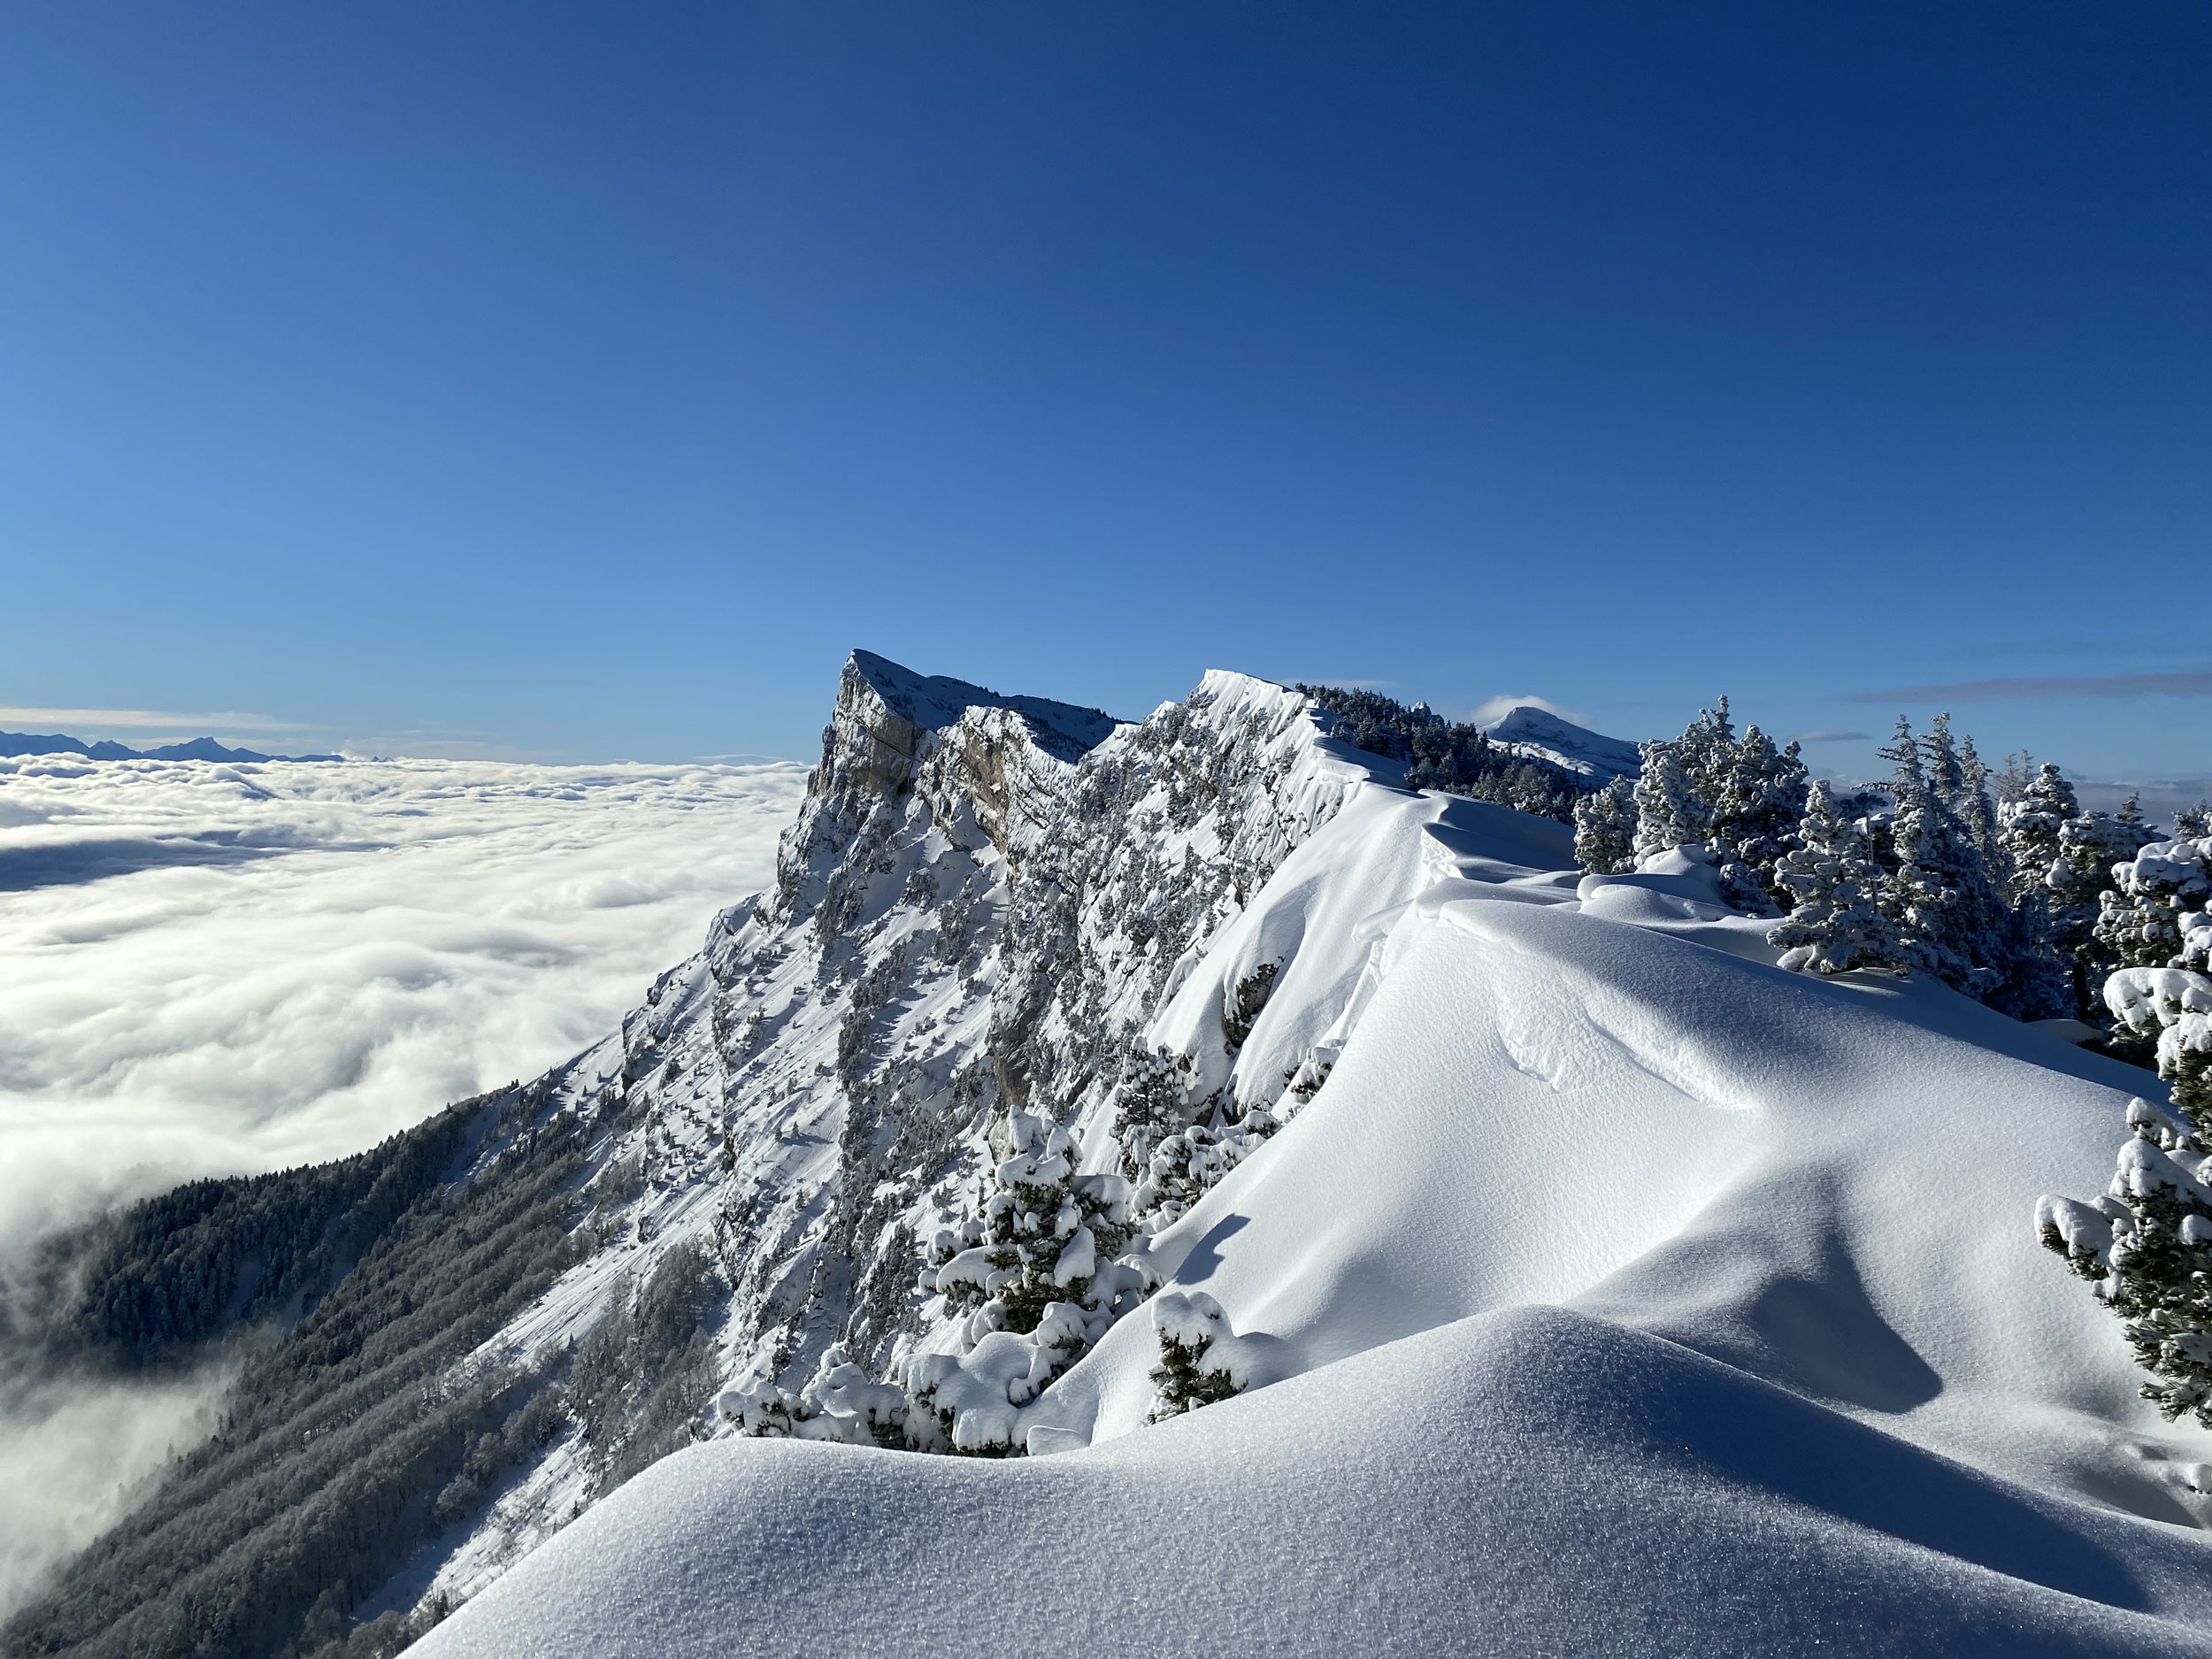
0, 752, 809, 1258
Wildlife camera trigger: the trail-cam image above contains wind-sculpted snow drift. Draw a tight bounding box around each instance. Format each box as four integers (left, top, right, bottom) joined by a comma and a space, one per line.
14, 651, 2212, 1659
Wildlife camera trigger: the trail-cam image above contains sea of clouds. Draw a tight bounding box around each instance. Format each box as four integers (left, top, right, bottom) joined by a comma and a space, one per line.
0, 750, 808, 1610
0, 751, 808, 1253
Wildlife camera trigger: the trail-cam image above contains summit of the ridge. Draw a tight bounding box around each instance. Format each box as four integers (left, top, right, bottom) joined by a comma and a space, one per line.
846, 649, 1125, 763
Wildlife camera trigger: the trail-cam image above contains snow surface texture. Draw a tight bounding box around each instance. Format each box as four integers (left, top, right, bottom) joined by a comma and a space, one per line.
1480, 702, 1644, 782
407, 654, 2212, 1657
426, 1310, 2212, 1659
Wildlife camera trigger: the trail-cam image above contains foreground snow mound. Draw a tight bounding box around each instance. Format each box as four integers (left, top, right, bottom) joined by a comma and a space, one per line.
419, 1306, 2212, 1659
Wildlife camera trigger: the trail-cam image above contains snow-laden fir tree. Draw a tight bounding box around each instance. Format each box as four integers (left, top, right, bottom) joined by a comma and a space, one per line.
1632, 739, 1709, 864
1676, 695, 1737, 804
2039, 1097, 2212, 1426
1953, 730, 2004, 866
1146, 1290, 1249, 1422
2041, 839, 2212, 1422
1878, 716, 2014, 1002
2100, 838, 2212, 1125
1133, 1111, 1275, 1226
1998, 764, 2078, 908
1707, 724, 1809, 911
1997, 770, 2162, 1018
926, 1110, 1134, 1337
1110, 1044, 1202, 1182
2097, 837, 2212, 973
1626, 698, 1803, 910
1937, 732, 2071, 1019
1573, 774, 1638, 875
1767, 781, 1904, 976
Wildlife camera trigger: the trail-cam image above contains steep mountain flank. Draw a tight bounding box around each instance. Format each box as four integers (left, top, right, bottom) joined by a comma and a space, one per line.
4, 654, 1386, 1658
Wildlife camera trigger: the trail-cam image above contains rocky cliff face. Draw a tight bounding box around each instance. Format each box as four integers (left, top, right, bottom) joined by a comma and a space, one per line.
7, 651, 1385, 1659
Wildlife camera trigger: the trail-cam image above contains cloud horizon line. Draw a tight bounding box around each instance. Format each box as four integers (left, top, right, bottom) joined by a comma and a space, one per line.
1846, 672, 2212, 703
0, 707, 308, 733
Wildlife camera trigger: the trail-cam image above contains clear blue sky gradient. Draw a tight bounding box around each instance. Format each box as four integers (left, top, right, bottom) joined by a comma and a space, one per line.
1, 3, 2206, 780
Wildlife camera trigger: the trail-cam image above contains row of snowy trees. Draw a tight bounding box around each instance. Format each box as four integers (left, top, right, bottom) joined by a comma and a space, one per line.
1588, 699, 2212, 1425
1578, 698, 2175, 1028
1300, 684, 1589, 823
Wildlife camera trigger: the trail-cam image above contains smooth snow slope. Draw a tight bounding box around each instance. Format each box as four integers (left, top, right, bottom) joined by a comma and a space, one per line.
419, 715, 2212, 1658
428, 1309, 2212, 1659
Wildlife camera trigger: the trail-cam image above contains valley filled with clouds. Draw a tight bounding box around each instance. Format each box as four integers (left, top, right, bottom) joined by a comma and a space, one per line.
0, 752, 808, 1257
0, 750, 807, 1609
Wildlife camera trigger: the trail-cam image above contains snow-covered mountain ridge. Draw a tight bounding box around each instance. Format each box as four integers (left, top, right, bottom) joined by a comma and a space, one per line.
12, 651, 2212, 1659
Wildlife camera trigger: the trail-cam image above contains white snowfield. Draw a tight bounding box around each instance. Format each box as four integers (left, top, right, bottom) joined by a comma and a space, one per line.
419, 667, 2212, 1659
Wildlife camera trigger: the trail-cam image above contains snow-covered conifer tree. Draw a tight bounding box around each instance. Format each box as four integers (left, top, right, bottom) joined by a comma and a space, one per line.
926, 1110, 1133, 1337
1632, 740, 1709, 864
1767, 781, 1903, 975
2097, 839, 2212, 973
1573, 775, 1638, 875
1999, 764, 2078, 910
2027, 805, 2158, 1018
1676, 695, 1736, 805
1876, 716, 2021, 1001
2039, 1098, 2212, 1425
1146, 1290, 1249, 1422
1110, 1045, 1200, 1182
1708, 724, 1809, 910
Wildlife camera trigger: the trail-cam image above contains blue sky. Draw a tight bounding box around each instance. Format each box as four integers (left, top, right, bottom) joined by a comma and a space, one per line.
1, 2, 2206, 783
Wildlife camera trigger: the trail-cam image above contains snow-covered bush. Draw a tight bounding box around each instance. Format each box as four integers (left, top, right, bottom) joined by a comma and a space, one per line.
724, 1343, 909, 1448
904, 1302, 1092, 1455
2039, 1099, 2212, 1426
1147, 1290, 1250, 1421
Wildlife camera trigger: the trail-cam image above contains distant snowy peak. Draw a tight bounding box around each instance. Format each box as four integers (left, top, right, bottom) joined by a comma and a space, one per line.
848, 649, 1125, 764
1477, 705, 1640, 783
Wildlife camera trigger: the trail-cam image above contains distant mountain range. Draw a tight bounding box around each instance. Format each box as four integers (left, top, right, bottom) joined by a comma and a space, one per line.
0, 730, 341, 764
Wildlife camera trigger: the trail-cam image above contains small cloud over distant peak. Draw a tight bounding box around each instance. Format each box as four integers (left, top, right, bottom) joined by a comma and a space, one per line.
0, 706, 304, 733
1469, 693, 1593, 729
1794, 729, 1872, 743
